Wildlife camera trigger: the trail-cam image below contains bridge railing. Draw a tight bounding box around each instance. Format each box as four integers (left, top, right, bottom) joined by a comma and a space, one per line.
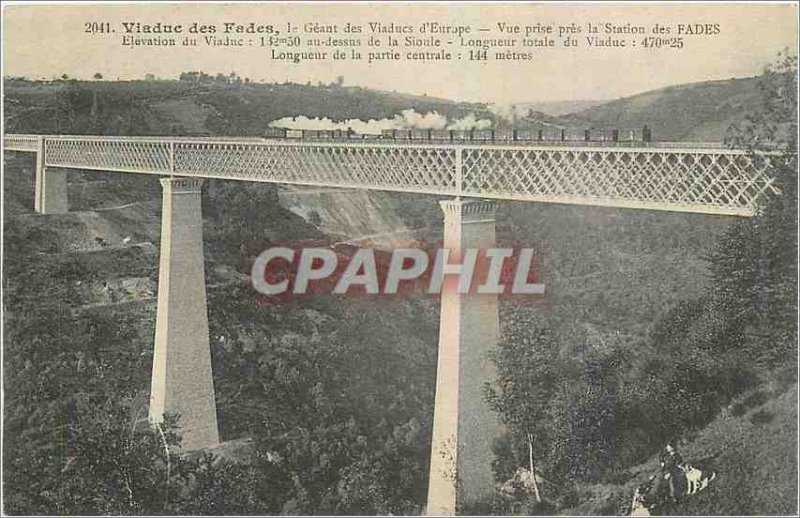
3, 134, 40, 152
3, 134, 781, 216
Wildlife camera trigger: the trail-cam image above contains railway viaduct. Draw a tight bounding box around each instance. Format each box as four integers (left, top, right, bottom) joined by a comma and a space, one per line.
3, 133, 779, 515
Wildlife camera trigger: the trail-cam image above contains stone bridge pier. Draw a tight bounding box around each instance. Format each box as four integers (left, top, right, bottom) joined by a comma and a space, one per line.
34, 137, 68, 214
23, 140, 219, 448
148, 177, 219, 450
426, 199, 503, 516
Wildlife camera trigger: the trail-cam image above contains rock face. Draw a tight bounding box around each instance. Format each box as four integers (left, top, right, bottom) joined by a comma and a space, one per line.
278, 186, 412, 247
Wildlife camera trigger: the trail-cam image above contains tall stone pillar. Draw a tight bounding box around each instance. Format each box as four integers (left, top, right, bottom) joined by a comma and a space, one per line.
427, 199, 502, 516
34, 137, 45, 213
33, 137, 69, 214
39, 168, 68, 214
149, 177, 219, 451
35, 136, 68, 214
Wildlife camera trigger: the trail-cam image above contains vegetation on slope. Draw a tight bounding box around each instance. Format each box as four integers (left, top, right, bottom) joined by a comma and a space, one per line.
5, 72, 763, 142
3, 155, 440, 515
564, 77, 761, 141
2, 54, 796, 515
484, 52, 797, 515
3, 78, 489, 137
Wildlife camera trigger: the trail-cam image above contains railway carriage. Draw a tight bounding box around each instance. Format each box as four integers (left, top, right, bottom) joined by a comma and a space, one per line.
267, 125, 654, 143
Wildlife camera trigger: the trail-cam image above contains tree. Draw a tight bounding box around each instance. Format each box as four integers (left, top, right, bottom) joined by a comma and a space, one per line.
714, 50, 798, 368
93, 72, 103, 80
175, 454, 264, 514
486, 308, 562, 496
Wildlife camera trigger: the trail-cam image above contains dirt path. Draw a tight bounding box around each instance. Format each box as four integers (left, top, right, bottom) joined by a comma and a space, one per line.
334, 227, 428, 246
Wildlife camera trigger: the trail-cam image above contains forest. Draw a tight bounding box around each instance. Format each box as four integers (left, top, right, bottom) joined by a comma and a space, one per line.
2, 53, 797, 515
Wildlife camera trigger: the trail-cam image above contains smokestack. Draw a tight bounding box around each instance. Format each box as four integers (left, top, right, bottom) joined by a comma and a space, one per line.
511, 103, 517, 130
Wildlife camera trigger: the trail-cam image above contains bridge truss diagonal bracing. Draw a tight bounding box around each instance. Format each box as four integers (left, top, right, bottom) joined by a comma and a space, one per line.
3, 134, 780, 216
460, 145, 779, 216
4, 134, 40, 152
45, 136, 173, 174
172, 141, 460, 196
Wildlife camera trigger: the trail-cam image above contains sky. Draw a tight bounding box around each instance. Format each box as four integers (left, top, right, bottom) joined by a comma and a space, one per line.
3, 2, 798, 105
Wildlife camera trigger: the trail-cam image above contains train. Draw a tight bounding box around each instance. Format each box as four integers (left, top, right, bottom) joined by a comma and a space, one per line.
263, 126, 653, 143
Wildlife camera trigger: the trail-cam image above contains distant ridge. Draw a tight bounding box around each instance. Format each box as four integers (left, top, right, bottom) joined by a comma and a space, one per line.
559, 76, 762, 142
4, 75, 763, 142
515, 100, 607, 117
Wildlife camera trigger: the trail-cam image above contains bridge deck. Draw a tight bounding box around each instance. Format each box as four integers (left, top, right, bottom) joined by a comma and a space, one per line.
4, 134, 780, 216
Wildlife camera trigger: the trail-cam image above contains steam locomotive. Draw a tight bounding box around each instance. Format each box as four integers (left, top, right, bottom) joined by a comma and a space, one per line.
264, 126, 653, 143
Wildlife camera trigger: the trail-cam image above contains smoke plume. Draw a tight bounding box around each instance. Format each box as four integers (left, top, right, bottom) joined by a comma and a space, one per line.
268, 109, 492, 134
446, 113, 492, 131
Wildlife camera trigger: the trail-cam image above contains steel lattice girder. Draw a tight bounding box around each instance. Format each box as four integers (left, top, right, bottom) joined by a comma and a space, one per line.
3, 134, 40, 152
3, 135, 781, 216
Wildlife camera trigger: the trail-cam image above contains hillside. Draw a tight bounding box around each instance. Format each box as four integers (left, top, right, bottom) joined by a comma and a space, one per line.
501, 202, 732, 336
561, 77, 761, 141
3, 71, 795, 515
4, 76, 764, 142
2, 78, 489, 136
570, 378, 797, 516
515, 100, 607, 117
2, 152, 440, 515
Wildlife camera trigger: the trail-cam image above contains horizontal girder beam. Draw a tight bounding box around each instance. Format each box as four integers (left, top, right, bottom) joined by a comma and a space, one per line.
3, 134, 780, 217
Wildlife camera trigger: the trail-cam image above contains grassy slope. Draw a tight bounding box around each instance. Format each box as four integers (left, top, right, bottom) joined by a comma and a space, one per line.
2, 79, 488, 136
562, 77, 761, 141
569, 381, 797, 516
677, 382, 797, 515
